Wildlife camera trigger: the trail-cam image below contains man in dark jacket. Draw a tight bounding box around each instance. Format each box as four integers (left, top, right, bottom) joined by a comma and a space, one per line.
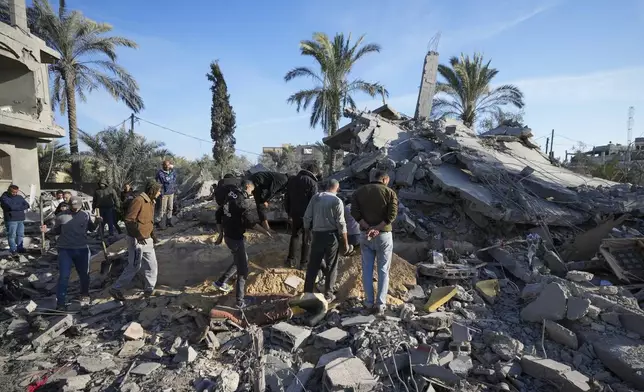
285, 162, 319, 269
212, 180, 271, 308
0, 185, 29, 258
213, 174, 240, 238
156, 160, 178, 229
248, 171, 289, 231
93, 180, 121, 236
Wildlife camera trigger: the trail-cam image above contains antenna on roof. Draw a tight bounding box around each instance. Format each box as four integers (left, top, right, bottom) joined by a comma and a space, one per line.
427, 32, 441, 53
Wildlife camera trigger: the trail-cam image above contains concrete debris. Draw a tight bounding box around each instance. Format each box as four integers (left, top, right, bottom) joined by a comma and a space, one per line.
62, 375, 92, 392
131, 362, 161, 376
270, 322, 311, 351
483, 331, 525, 361
31, 314, 74, 348
77, 355, 116, 373
566, 297, 592, 320
123, 321, 145, 340
323, 357, 377, 391
521, 355, 592, 392
544, 320, 579, 349
520, 282, 568, 322
118, 340, 145, 358
566, 270, 594, 282
341, 314, 375, 327
173, 345, 198, 363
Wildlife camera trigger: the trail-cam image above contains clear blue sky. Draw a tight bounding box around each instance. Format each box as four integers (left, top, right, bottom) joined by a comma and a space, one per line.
54, 0, 644, 162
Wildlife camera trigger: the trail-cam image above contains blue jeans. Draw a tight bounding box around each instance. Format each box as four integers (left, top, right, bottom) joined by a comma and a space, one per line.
6, 221, 24, 253
360, 231, 394, 307
99, 207, 116, 236
57, 247, 91, 305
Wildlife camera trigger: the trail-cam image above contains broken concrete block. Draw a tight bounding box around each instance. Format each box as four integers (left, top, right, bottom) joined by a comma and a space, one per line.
414, 168, 427, 180
316, 347, 353, 369
395, 162, 418, 187
286, 363, 314, 392
437, 351, 454, 366
88, 300, 123, 316
397, 212, 417, 233
586, 305, 601, 319
341, 315, 375, 327
270, 322, 311, 351
521, 355, 591, 392
449, 355, 473, 376
173, 345, 197, 363
265, 355, 293, 392
520, 283, 568, 322
6, 300, 37, 316
543, 251, 566, 274
413, 364, 462, 385
284, 275, 304, 290
123, 321, 145, 340
619, 313, 644, 335
217, 369, 240, 392
6, 318, 29, 336
600, 312, 622, 327
143, 347, 164, 360
77, 355, 116, 373
475, 279, 499, 304
62, 375, 91, 392
599, 285, 618, 295
566, 297, 591, 320
32, 314, 73, 348
315, 327, 348, 349
483, 331, 524, 361
417, 312, 453, 331
451, 323, 471, 343
118, 340, 145, 358
594, 336, 644, 388
521, 283, 544, 301
323, 357, 377, 392
565, 271, 593, 282
131, 362, 161, 376
544, 320, 578, 349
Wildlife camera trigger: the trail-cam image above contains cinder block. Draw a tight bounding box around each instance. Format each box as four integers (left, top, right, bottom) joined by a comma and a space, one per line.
323, 357, 377, 391
270, 322, 311, 351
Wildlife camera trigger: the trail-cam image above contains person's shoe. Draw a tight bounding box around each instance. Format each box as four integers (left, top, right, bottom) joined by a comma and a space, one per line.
324, 293, 336, 303
166, 219, 174, 228
109, 288, 126, 301
143, 290, 154, 299
213, 281, 233, 294
360, 305, 374, 316
298, 263, 308, 271
374, 304, 386, 316
158, 220, 167, 230
236, 299, 250, 309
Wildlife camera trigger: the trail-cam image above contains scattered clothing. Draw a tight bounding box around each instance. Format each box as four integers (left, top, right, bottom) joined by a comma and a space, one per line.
285, 170, 318, 268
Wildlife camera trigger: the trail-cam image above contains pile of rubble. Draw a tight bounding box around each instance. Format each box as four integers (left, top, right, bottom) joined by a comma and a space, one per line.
326, 105, 644, 245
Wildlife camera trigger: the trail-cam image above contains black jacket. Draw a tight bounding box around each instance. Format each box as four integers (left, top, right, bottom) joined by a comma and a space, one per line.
215, 187, 258, 240
249, 172, 289, 204
0, 192, 29, 221
93, 183, 120, 210
215, 177, 240, 206
285, 170, 318, 217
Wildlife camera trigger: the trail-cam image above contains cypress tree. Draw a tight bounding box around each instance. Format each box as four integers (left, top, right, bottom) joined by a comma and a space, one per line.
207, 61, 236, 167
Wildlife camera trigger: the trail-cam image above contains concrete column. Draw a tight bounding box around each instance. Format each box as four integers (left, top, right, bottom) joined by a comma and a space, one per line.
9, 0, 28, 31
414, 51, 439, 120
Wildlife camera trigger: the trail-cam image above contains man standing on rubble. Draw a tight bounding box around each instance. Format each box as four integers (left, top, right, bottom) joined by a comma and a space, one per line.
41, 196, 101, 310
248, 171, 289, 232
351, 170, 398, 315
1, 185, 29, 258
93, 179, 121, 236
212, 180, 271, 308
285, 162, 319, 269
156, 160, 177, 229
213, 174, 240, 238
110, 180, 161, 301
302, 179, 351, 302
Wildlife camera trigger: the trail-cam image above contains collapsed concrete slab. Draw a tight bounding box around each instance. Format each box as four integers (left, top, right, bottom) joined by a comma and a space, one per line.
593, 335, 644, 388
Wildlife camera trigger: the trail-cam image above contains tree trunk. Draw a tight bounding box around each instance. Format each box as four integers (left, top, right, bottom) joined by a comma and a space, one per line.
327, 147, 335, 175
65, 76, 81, 183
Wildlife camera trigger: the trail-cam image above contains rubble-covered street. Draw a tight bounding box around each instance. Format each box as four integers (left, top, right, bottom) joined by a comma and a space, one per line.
3, 112, 644, 392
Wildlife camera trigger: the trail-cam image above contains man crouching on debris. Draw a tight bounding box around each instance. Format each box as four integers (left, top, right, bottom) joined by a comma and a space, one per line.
212, 180, 271, 308
351, 170, 398, 315
41, 196, 101, 310
302, 179, 351, 302
248, 171, 289, 232
110, 180, 161, 301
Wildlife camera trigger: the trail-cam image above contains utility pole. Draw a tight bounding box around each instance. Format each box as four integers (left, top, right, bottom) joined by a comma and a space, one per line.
550, 129, 555, 158
130, 113, 135, 134
545, 137, 550, 154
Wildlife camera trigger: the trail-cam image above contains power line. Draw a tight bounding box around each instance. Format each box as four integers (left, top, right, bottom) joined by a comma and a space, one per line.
134, 116, 262, 156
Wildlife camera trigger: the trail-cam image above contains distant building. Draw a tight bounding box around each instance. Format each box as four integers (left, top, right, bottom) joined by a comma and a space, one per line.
261, 143, 324, 167
571, 141, 644, 164
1, 0, 65, 193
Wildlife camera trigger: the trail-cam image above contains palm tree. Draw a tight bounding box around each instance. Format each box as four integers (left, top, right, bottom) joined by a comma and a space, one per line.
37, 140, 72, 183
32, 0, 144, 183
284, 32, 387, 172
432, 53, 524, 128
78, 127, 170, 189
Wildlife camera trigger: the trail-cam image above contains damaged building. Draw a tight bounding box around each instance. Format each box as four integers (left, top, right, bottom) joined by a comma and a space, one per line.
0, 0, 65, 193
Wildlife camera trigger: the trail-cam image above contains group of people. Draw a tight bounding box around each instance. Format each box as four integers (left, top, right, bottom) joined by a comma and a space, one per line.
211, 162, 398, 315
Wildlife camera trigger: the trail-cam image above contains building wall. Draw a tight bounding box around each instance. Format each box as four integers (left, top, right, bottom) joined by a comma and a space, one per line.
0, 133, 39, 194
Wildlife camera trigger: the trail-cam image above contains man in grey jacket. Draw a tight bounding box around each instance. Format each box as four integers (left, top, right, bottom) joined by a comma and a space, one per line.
42, 196, 101, 310
302, 179, 351, 302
